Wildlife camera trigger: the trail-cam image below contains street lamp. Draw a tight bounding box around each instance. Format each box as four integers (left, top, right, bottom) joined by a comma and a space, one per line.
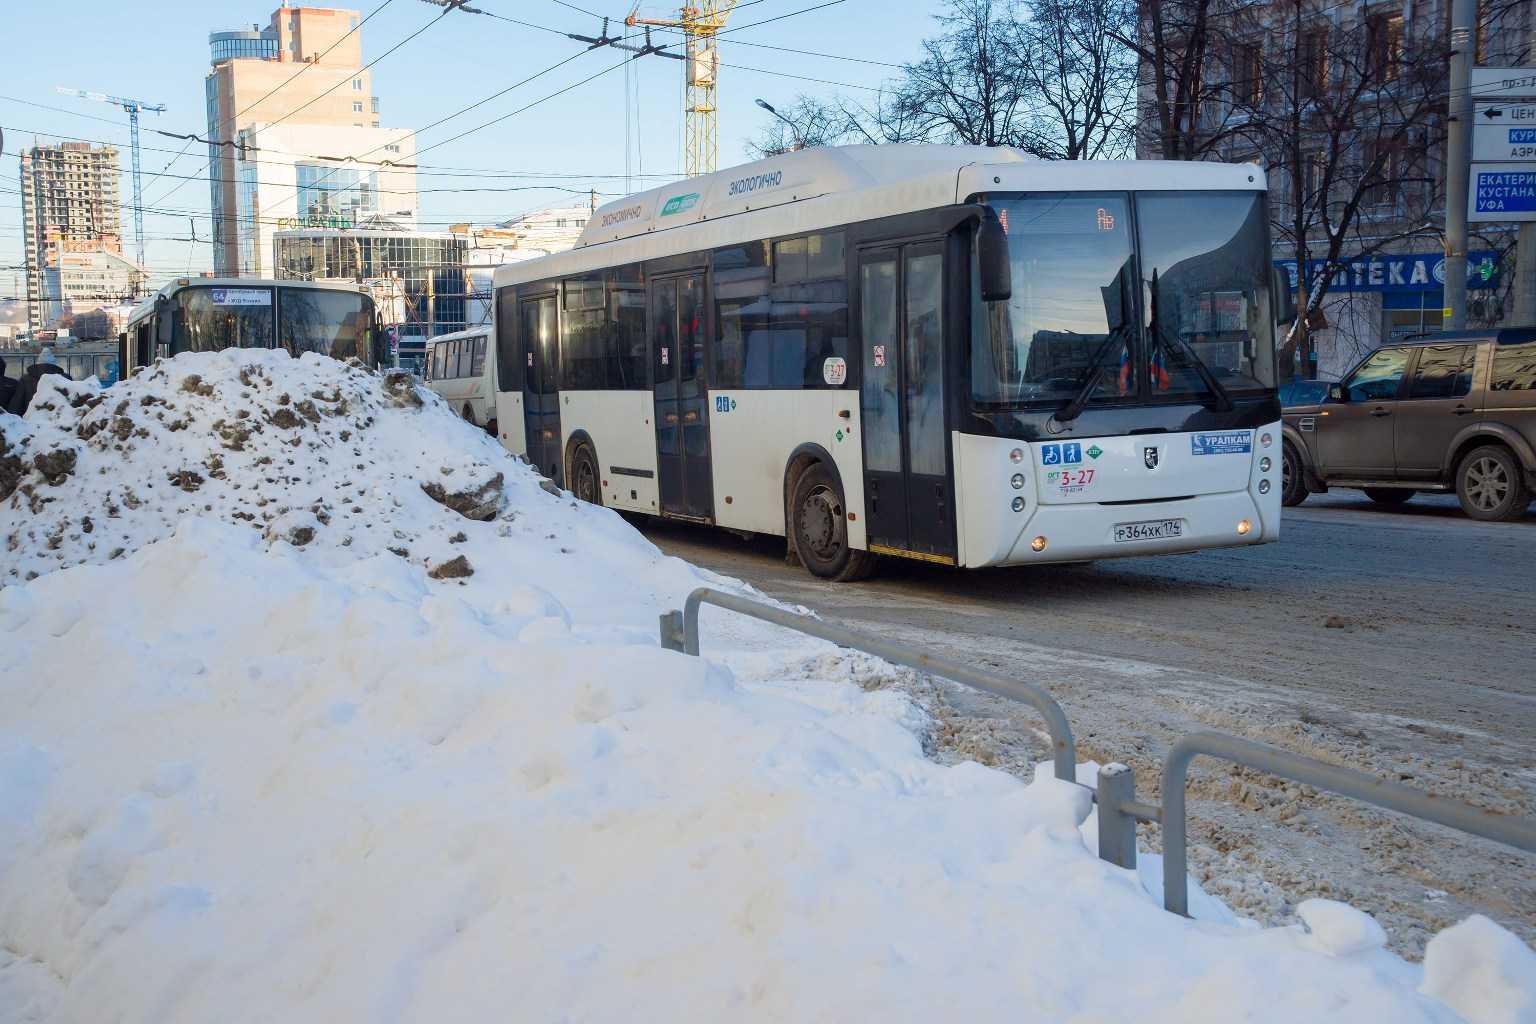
755, 98, 804, 152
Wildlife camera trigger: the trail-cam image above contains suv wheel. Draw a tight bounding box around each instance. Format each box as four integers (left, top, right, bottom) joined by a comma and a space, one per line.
790, 463, 876, 581
1456, 444, 1529, 521
1364, 488, 1415, 505
1281, 441, 1308, 507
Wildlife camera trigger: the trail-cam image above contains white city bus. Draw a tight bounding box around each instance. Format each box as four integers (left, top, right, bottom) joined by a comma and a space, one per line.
121, 278, 381, 372
490, 145, 1287, 580
424, 326, 494, 430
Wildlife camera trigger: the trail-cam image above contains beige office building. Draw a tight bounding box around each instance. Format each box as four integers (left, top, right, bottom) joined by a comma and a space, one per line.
206, 5, 416, 275
19, 143, 128, 333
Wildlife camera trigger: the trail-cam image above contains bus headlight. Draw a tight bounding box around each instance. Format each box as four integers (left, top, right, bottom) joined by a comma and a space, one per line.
1010, 473, 1026, 489
1260, 432, 1273, 449
1009, 447, 1025, 464
1259, 457, 1271, 473
1237, 519, 1252, 535
1259, 479, 1271, 494
1011, 496, 1025, 512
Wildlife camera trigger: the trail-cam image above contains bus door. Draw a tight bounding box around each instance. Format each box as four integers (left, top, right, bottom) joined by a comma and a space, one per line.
650, 272, 713, 520
858, 242, 955, 562
519, 293, 562, 484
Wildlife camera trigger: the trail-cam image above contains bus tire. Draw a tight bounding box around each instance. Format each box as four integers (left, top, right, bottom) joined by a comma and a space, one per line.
790, 462, 876, 582
570, 442, 602, 507
462, 405, 477, 426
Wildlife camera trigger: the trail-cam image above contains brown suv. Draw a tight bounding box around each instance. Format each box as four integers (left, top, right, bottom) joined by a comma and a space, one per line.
1281, 329, 1536, 520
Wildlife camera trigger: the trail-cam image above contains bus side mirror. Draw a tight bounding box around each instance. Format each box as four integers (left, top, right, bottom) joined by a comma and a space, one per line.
1272, 266, 1297, 325
978, 209, 1012, 303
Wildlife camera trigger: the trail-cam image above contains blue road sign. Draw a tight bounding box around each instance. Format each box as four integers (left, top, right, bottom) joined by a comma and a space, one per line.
1470, 165, 1536, 221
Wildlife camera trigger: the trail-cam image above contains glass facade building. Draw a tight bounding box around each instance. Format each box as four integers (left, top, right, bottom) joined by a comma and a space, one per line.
295, 163, 379, 223
209, 30, 279, 63
274, 230, 469, 339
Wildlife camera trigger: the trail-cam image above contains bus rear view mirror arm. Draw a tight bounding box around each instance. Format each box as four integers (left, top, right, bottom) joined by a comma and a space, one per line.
977, 208, 1012, 303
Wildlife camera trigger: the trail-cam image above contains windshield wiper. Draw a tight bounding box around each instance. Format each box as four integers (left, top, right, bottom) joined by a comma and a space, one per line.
1051, 323, 1130, 425
1147, 269, 1234, 412
1150, 322, 1235, 411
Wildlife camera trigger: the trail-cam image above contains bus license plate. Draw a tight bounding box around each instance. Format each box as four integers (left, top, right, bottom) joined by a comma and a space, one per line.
1114, 518, 1183, 543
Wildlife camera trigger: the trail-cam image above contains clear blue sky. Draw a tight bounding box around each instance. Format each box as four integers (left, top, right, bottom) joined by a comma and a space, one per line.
2, 0, 936, 298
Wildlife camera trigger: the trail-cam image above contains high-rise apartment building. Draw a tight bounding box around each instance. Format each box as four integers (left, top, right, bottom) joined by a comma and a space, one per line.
19, 142, 134, 333
206, 4, 417, 276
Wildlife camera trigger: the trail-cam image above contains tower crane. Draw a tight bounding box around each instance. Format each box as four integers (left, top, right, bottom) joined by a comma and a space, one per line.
55, 87, 167, 269
625, 2, 739, 177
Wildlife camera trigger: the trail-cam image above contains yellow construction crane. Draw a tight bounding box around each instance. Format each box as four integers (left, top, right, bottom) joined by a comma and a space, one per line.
626, 2, 739, 177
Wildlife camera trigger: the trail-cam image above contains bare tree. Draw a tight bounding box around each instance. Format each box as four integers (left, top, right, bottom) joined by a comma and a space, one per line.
748, 0, 1136, 160
1013, 0, 1139, 158
1114, 0, 1257, 159
1242, 0, 1446, 376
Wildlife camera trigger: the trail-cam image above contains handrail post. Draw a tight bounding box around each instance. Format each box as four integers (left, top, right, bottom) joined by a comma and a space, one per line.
1095, 763, 1138, 871
658, 610, 685, 652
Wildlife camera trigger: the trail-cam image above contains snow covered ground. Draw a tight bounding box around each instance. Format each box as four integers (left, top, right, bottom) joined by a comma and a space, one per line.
1, 350, 1532, 1022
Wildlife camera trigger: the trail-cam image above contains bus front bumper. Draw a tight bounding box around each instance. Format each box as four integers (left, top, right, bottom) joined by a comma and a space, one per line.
987, 489, 1274, 566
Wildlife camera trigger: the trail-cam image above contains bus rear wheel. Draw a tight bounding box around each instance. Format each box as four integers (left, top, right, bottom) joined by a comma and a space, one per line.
571, 443, 602, 507
791, 463, 876, 582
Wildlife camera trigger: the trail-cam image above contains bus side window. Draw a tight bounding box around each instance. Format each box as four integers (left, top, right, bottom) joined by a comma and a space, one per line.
611, 265, 646, 389
471, 335, 487, 377
760, 231, 848, 389
495, 287, 523, 393
562, 276, 607, 389
712, 240, 770, 389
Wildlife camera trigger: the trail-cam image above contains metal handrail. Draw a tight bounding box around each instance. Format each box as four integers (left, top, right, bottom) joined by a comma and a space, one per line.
658, 588, 1536, 920
664, 587, 1079, 782
1160, 731, 1536, 916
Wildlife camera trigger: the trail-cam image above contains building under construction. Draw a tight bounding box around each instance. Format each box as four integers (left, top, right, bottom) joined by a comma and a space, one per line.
19, 142, 140, 334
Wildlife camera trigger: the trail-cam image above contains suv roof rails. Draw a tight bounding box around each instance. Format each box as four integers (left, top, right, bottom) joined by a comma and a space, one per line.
1401, 327, 1536, 345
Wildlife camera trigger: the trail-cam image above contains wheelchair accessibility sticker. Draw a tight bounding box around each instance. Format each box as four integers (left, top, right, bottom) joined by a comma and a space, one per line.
1040, 442, 1083, 466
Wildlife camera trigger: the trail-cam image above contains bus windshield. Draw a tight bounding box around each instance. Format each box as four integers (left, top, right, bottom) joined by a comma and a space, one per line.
972, 190, 1275, 409
170, 285, 374, 361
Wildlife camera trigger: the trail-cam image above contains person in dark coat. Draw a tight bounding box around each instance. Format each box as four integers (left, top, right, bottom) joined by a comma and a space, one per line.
0, 356, 16, 412
5, 362, 68, 416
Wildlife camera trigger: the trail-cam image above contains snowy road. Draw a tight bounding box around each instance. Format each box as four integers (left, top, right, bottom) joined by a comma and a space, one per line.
639, 493, 1536, 957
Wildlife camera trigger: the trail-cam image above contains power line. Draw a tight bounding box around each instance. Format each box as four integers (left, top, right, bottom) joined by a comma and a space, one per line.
0, 126, 679, 181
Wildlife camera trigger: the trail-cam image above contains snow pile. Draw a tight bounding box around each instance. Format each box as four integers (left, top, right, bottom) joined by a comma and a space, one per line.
0, 351, 613, 585
2, 351, 1533, 1022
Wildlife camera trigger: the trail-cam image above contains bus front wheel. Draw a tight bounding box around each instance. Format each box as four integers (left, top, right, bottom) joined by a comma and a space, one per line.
790, 463, 876, 582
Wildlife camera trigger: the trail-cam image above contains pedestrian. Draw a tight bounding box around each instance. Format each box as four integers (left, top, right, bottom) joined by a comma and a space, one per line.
5, 360, 68, 417
0, 355, 16, 412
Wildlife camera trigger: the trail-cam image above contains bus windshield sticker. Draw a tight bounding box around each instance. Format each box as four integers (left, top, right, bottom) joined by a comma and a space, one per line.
210, 288, 271, 306
823, 356, 847, 386
1190, 430, 1252, 455
1040, 442, 1083, 466
872, 345, 886, 367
